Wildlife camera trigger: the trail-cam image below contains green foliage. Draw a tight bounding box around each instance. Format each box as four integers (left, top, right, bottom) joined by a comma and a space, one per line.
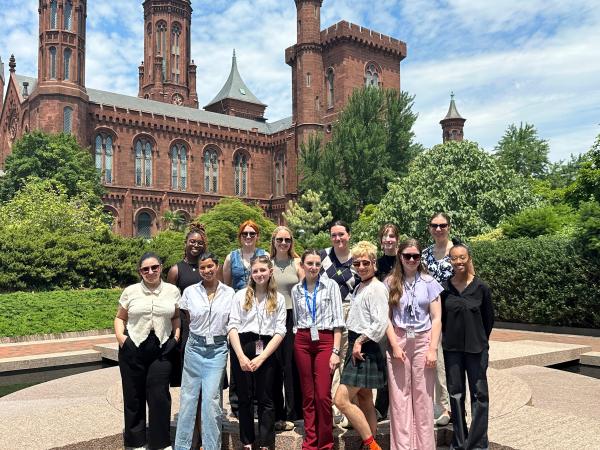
565, 133, 600, 206
299, 88, 422, 223
374, 140, 538, 242
573, 200, 600, 263
283, 190, 332, 242
500, 204, 575, 238
145, 230, 185, 270
0, 289, 120, 337
0, 131, 104, 206
471, 235, 599, 328
494, 122, 550, 178
351, 204, 379, 243
196, 197, 276, 261
162, 211, 187, 231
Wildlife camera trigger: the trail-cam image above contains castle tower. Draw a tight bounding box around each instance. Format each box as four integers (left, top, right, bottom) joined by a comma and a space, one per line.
287, 0, 324, 141
138, 0, 198, 108
440, 92, 466, 142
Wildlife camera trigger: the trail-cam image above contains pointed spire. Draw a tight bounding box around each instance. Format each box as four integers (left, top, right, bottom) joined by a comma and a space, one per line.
8, 54, 16, 73
443, 91, 463, 120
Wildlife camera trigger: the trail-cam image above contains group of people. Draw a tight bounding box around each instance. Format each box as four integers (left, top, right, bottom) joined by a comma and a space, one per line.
114, 214, 494, 450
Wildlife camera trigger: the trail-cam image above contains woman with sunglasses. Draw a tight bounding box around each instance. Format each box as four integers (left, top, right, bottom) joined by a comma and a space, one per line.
174, 252, 234, 450
270, 226, 304, 431
114, 252, 181, 450
386, 239, 443, 450
441, 244, 494, 450
422, 212, 454, 426
334, 241, 389, 450
228, 255, 287, 450
291, 249, 344, 450
223, 220, 268, 292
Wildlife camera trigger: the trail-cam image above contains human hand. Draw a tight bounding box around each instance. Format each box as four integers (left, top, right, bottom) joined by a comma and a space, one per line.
329, 353, 341, 373
390, 344, 406, 362
352, 341, 365, 365
117, 335, 128, 348
425, 348, 437, 368
239, 355, 253, 372
250, 356, 264, 372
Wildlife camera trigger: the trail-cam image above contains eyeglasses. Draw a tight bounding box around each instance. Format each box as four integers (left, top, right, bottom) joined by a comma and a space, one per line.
140, 264, 161, 274
352, 260, 372, 268
304, 261, 321, 267
275, 237, 292, 244
241, 231, 257, 238
429, 223, 449, 230
450, 255, 469, 262
401, 253, 421, 261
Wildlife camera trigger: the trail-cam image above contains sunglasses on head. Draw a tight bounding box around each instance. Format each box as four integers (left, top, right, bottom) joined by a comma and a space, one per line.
401, 253, 421, 261
352, 260, 372, 268
140, 264, 161, 274
275, 237, 292, 244
429, 223, 449, 230
241, 231, 257, 238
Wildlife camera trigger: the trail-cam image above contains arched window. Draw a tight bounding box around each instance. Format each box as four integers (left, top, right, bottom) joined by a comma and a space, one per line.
137, 212, 153, 238
78, 7, 84, 36
50, 0, 57, 29
170, 143, 187, 191
64, 1, 73, 31
49, 47, 57, 79
156, 22, 167, 55
234, 153, 248, 196
203, 148, 219, 193
64, 48, 72, 80
135, 138, 153, 187
326, 68, 334, 109
171, 23, 181, 83
365, 63, 380, 88
95, 133, 113, 184
63, 107, 73, 134
274, 152, 285, 197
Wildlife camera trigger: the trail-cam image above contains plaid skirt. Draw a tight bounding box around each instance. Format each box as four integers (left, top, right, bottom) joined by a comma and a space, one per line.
340, 331, 387, 389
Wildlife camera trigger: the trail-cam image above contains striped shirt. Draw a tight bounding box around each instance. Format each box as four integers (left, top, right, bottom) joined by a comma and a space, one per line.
291, 277, 345, 332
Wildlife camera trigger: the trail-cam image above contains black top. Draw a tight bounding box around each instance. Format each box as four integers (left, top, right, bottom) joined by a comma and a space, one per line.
319, 248, 360, 302
175, 260, 203, 295
441, 277, 494, 353
376, 254, 396, 281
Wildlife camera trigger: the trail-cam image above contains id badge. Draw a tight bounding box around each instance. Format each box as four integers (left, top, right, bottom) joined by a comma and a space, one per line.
206, 334, 214, 345
406, 326, 416, 339
255, 339, 264, 355
310, 325, 320, 341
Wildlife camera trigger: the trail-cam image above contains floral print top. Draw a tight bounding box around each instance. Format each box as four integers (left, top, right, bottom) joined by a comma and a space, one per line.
422, 245, 454, 283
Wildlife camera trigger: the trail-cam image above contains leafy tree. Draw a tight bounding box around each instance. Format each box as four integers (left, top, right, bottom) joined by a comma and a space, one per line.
495, 122, 550, 178
373, 140, 538, 242
565, 133, 600, 206
283, 190, 332, 240
351, 204, 380, 243
573, 200, 600, 265
500, 204, 575, 238
299, 87, 422, 223
0, 131, 104, 205
162, 210, 187, 231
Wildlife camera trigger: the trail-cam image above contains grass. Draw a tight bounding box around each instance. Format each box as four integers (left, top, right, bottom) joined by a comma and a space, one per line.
0, 289, 120, 337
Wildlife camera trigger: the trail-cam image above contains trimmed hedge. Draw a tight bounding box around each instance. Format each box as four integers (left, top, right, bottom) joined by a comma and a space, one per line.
471, 235, 600, 328
0, 289, 120, 337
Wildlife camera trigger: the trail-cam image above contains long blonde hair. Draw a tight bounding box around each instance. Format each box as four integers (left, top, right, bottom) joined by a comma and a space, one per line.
243, 255, 279, 313
388, 238, 428, 307
269, 225, 299, 259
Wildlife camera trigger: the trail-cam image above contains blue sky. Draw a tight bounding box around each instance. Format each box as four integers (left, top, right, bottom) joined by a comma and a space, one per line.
1, 0, 599, 161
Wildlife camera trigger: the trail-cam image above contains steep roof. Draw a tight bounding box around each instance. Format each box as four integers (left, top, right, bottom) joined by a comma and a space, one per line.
442, 92, 464, 120
15, 75, 290, 135
205, 50, 266, 108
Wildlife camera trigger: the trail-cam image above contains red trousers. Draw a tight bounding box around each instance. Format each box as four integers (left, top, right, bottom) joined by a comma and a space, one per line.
294, 329, 334, 450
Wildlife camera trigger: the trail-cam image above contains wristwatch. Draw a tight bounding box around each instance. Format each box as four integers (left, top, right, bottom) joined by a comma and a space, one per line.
332, 347, 340, 356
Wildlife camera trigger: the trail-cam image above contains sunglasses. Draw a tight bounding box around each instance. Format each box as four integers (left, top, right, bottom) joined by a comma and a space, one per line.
140, 264, 161, 274
429, 223, 449, 230
275, 237, 292, 244
401, 253, 421, 261
352, 260, 372, 268
241, 231, 257, 238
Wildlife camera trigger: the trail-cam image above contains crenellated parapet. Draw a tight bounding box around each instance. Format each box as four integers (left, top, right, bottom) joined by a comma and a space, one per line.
321, 21, 407, 59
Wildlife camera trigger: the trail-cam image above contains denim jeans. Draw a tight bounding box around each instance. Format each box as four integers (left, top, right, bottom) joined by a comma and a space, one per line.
175, 333, 228, 450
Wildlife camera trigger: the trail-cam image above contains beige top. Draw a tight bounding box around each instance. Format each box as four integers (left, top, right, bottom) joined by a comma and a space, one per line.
272, 258, 299, 309
119, 281, 180, 346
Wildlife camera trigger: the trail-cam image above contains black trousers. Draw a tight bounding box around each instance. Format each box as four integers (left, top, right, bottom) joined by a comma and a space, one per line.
374, 336, 389, 418
231, 332, 277, 447
118, 331, 175, 450
274, 309, 303, 421
444, 349, 490, 450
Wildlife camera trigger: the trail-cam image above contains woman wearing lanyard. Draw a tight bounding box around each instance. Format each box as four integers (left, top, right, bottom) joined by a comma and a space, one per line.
228, 255, 287, 450
334, 241, 389, 450
114, 252, 180, 450
441, 244, 494, 450
174, 253, 234, 450
291, 249, 344, 450
270, 226, 304, 431
386, 239, 443, 450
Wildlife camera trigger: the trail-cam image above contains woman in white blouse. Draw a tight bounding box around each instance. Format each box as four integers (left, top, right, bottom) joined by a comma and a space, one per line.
174, 252, 234, 450
291, 249, 344, 450
228, 255, 287, 450
114, 252, 181, 450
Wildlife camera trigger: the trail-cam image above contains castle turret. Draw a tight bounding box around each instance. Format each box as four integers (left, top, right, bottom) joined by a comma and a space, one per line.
440, 92, 466, 142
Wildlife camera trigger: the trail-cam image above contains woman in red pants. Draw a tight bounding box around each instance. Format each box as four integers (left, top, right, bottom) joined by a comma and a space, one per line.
291, 249, 344, 450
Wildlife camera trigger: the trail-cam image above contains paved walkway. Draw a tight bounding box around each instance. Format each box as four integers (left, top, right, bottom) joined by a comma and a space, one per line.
490, 328, 600, 352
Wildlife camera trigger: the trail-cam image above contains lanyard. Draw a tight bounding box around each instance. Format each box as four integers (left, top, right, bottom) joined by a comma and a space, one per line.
255, 295, 264, 338
303, 277, 319, 325
404, 273, 419, 321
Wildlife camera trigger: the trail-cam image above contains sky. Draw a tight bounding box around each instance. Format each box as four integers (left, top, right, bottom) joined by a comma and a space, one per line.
1, 0, 599, 162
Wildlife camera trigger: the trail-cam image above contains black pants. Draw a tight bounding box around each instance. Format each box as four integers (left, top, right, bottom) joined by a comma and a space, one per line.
444, 349, 490, 450
118, 331, 176, 450
274, 309, 303, 421
231, 332, 277, 447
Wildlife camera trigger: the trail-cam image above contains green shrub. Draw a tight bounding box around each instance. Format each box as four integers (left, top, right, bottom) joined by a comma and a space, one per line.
500, 204, 575, 238
146, 230, 186, 271
574, 200, 600, 263
471, 235, 600, 328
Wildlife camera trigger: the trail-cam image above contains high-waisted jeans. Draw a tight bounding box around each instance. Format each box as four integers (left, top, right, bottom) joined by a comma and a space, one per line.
174, 333, 228, 450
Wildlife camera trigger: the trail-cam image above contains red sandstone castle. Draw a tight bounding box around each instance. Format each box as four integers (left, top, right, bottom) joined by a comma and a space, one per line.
0, 0, 409, 237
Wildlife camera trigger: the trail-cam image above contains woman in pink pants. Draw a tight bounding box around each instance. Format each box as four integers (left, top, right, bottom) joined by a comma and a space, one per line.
385, 239, 443, 450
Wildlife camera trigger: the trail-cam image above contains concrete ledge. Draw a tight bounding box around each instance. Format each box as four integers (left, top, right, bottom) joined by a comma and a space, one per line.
580, 351, 600, 367
489, 340, 591, 369
0, 350, 101, 372
0, 329, 114, 344
93, 343, 118, 361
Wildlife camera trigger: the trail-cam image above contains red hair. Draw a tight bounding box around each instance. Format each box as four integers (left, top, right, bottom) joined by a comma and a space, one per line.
238, 220, 260, 241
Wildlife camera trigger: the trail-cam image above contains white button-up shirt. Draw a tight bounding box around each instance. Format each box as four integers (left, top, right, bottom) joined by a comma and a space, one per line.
291, 277, 345, 332
228, 288, 287, 337
180, 281, 235, 337
346, 278, 389, 343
